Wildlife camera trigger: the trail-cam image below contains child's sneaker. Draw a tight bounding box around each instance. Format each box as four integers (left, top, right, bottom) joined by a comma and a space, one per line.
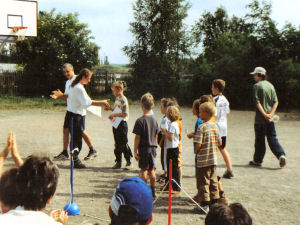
249, 160, 262, 167
279, 155, 286, 168
74, 158, 86, 169
112, 162, 121, 169
222, 170, 234, 179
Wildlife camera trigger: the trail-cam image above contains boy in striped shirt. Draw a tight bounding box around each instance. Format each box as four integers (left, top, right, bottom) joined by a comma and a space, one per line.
194, 102, 222, 212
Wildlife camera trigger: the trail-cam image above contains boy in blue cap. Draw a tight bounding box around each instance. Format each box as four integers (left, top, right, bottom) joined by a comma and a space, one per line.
109, 177, 153, 225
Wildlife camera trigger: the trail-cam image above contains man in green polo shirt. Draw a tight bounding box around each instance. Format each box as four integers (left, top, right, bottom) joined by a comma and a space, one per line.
249, 67, 286, 168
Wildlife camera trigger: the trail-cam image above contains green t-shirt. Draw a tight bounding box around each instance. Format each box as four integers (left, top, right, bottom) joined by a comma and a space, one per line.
253, 80, 278, 124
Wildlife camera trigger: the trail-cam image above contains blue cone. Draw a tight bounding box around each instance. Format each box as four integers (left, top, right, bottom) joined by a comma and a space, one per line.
64, 202, 80, 216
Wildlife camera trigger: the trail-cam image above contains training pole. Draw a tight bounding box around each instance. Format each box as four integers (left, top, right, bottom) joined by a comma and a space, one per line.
64, 117, 80, 215
168, 159, 172, 225
70, 118, 74, 203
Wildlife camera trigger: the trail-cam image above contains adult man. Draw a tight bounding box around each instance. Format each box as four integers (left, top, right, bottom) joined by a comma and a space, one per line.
51, 63, 98, 168
249, 67, 286, 168
109, 177, 153, 225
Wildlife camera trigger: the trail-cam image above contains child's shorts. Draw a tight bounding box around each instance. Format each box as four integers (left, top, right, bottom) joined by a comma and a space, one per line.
138, 147, 157, 170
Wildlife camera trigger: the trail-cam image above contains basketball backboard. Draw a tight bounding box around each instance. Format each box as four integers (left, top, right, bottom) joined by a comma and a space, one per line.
0, 0, 37, 43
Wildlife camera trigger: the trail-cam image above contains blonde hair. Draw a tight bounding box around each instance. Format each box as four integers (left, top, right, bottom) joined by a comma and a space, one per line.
199, 94, 215, 105
199, 102, 215, 118
112, 81, 126, 91
166, 105, 180, 122
141, 92, 154, 110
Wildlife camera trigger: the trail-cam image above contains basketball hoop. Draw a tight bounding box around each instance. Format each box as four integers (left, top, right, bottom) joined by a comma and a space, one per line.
12, 26, 28, 41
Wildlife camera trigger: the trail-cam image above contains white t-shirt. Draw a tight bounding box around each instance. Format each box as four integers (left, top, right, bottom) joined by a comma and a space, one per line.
165, 121, 180, 149
0, 207, 62, 225
67, 83, 92, 116
160, 116, 170, 149
214, 95, 230, 137
64, 75, 76, 108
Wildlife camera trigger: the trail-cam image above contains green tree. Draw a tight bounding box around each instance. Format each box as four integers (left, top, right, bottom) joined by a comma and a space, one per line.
124, 0, 190, 97
13, 10, 99, 96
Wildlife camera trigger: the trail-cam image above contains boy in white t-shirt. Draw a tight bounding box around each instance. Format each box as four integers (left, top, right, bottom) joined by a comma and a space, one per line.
161, 106, 181, 194
212, 79, 234, 179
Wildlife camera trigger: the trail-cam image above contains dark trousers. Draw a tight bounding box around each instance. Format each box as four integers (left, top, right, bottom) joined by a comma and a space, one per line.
113, 121, 132, 163
161, 145, 166, 171
167, 147, 181, 191
69, 113, 83, 158
254, 121, 286, 163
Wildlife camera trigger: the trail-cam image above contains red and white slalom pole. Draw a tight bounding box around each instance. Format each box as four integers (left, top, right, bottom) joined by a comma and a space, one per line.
168, 159, 172, 225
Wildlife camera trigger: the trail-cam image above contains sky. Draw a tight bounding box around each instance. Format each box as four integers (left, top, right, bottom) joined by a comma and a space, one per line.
38, 0, 300, 64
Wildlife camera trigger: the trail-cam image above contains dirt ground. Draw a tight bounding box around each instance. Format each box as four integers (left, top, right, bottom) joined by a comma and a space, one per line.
0, 106, 299, 225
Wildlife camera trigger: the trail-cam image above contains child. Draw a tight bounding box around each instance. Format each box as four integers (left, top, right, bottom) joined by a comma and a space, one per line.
157, 98, 171, 182
212, 79, 234, 178
187, 99, 203, 154
194, 102, 222, 212
133, 93, 159, 198
108, 81, 133, 170
161, 105, 181, 194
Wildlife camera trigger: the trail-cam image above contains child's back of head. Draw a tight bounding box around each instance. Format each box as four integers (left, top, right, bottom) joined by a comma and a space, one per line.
16, 155, 59, 211
141, 93, 154, 111
212, 79, 226, 93
166, 106, 180, 122
199, 95, 215, 105
0, 168, 19, 212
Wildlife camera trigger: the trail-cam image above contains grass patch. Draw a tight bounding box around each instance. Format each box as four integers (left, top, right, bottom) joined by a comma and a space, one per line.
0, 95, 66, 110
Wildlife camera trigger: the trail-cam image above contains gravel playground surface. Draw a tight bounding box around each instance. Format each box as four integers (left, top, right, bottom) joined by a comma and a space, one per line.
0, 106, 299, 225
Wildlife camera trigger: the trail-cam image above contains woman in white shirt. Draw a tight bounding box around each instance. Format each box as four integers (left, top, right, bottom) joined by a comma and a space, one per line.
67, 68, 110, 168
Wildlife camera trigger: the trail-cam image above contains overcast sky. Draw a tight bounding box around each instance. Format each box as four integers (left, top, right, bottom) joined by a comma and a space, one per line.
38, 0, 300, 64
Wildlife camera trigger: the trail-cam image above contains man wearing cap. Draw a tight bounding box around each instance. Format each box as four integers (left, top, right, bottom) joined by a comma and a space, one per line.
249, 67, 286, 168
109, 177, 153, 225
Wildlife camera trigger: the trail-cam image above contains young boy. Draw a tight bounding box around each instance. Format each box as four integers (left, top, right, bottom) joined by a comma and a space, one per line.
133, 93, 159, 198
194, 102, 222, 212
212, 79, 234, 178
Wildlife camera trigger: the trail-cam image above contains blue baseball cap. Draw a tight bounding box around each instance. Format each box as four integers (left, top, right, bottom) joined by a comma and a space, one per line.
110, 177, 153, 221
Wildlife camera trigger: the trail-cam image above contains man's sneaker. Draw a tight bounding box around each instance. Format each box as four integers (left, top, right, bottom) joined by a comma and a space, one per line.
112, 162, 121, 169
53, 152, 69, 161
222, 170, 234, 179
84, 150, 98, 160
124, 162, 132, 170
74, 159, 86, 169
279, 155, 286, 168
249, 160, 262, 167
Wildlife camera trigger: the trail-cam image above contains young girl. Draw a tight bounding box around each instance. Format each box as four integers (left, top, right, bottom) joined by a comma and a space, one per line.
162, 105, 181, 194
108, 81, 133, 170
157, 98, 170, 182
68, 68, 110, 168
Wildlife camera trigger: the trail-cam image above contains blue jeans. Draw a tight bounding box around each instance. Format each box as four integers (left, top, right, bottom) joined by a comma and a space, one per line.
254, 122, 285, 164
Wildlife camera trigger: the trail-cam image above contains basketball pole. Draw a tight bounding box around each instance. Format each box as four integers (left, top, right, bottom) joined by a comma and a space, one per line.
64, 117, 80, 215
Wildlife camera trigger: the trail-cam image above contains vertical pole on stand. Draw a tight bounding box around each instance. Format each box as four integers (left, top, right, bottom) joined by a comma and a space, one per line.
70, 117, 74, 203
168, 159, 172, 225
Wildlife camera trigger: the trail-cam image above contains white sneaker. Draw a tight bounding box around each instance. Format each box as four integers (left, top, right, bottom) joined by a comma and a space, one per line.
279, 155, 286, 168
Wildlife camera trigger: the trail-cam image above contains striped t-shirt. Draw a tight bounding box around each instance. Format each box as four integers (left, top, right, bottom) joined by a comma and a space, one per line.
194, 121, 221, 168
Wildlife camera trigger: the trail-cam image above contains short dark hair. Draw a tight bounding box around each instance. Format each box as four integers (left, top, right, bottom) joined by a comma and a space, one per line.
205, 203, 234, 225
212, 79, 226, 93
0, 168, 19, 209
230, 203, 252, 225
192, 99, 201, 113
110, 205, 147, 225
16, 155, 59, 210
199, 95, 215, 105
205, 203, 252, 225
